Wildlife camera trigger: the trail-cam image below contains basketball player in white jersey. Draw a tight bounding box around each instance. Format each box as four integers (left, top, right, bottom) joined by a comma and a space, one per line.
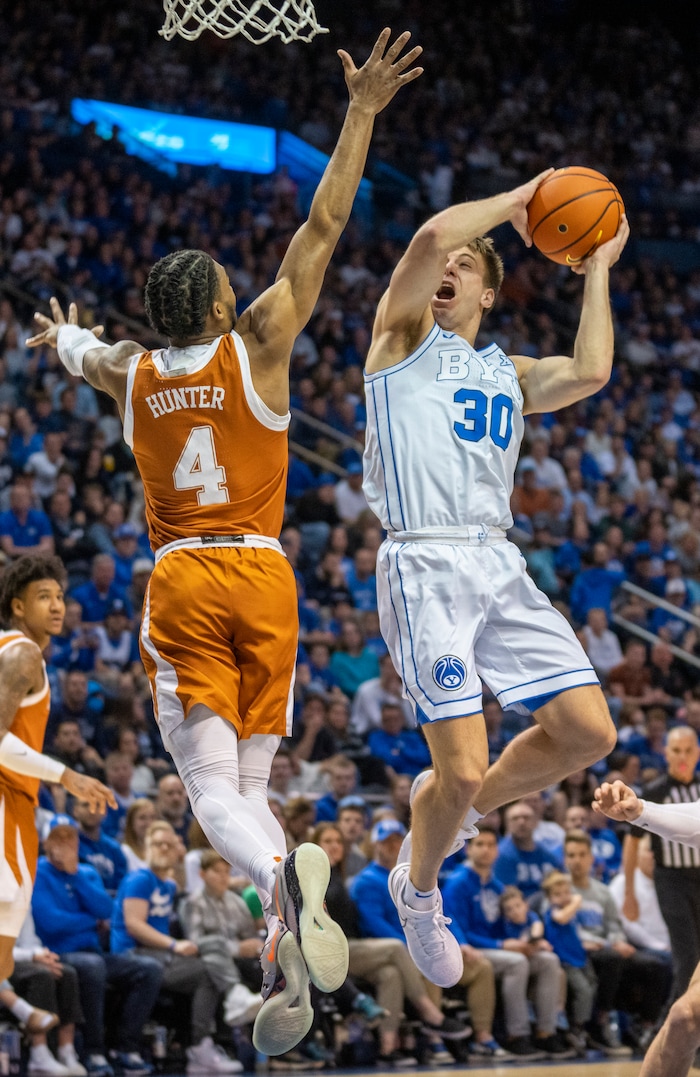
594, 778, 700, 1075
363, 173, 629, 985
27, 29, 423, 1056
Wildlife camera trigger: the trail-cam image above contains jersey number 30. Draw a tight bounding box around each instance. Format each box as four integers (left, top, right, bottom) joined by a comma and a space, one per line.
453, 389, 514, 450
173, 426, 229, 505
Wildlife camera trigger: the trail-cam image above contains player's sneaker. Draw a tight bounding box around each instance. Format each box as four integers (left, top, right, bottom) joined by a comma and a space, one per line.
252, 925, 313, 1056
273, 842, 349, 992
388, 862, 464, 988
398, 769, 479, 864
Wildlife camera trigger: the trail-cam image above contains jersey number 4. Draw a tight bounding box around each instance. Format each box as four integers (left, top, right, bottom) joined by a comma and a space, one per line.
173, 425, 229, 505
453, 389, 514, 450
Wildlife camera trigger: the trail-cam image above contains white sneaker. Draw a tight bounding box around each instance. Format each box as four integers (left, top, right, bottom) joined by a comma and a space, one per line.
28, 1045, 72, 1077
57, 1046, 88, 1077
186, 1037, 243, 1074
224, 982, 264, 1027
388, 862, 464, 988
398, 769, 479, 865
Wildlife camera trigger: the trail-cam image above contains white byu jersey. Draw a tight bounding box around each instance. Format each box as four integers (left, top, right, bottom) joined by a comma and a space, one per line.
363, 324, 525, 532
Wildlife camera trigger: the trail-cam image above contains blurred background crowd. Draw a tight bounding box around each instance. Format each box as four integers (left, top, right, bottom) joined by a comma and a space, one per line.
2, 0, 700, 1071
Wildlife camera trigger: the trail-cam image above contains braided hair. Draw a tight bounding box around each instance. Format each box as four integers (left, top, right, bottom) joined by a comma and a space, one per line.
144, 249, 219, 340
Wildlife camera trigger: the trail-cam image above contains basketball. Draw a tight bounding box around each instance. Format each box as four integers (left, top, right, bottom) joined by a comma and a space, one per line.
527, 166, 624, 266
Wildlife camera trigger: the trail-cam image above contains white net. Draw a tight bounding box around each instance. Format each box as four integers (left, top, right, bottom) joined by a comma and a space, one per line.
159, 0, 328, 43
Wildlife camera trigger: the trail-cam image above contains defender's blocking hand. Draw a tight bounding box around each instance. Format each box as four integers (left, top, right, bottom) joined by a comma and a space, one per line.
338, 28, 423, 114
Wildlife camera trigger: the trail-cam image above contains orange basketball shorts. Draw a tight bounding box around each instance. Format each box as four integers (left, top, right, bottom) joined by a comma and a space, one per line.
0, 785, 39, 935
140, 546, 299, 740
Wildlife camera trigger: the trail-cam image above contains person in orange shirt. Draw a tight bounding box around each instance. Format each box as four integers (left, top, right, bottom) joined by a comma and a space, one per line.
26, 29, 423, 1058
510, 461, 553, 520
0, 555, 115, 981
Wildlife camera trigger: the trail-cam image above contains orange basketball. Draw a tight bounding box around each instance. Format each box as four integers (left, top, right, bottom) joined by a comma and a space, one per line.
527, 166, 624, 266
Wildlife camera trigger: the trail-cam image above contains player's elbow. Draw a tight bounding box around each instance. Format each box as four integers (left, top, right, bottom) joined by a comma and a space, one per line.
588, 370, 611, 394
308, 202, 347, 238
572, 353, 612, 395
411, 222, 446, 259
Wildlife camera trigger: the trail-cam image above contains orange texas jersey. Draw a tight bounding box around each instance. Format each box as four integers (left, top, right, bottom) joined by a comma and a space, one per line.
0, 631, 51, 804
126, 331, 290, 551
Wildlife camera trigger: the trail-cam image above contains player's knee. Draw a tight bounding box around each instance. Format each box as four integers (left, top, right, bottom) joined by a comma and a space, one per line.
593, 711, 617, 758
438, 765, 483, 808
435, 758, 484, 809
563, 706, 616, 762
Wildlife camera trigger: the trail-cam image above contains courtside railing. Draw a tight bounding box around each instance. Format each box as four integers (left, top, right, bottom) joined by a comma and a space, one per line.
611, 580, 700, 672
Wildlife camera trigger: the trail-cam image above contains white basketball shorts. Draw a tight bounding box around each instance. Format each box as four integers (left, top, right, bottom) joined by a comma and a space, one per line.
377, 537, 599, 724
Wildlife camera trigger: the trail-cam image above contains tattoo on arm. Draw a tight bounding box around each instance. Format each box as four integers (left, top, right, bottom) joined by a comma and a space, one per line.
0, 644, 42, 734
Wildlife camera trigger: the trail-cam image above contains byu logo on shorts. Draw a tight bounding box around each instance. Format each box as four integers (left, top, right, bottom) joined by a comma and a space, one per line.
432, 655, 467, 691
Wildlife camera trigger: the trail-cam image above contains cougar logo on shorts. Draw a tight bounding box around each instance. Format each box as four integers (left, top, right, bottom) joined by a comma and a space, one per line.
432, 655, 467, 691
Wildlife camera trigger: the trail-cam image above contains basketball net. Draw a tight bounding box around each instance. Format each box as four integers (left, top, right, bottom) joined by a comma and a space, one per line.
159, 0, 328, 43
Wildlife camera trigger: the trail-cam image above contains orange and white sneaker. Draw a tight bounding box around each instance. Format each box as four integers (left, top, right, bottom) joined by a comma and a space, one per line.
252, 923, 313, 1057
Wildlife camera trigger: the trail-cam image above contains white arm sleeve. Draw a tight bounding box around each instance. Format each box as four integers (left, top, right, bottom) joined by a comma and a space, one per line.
0, 731, 66, 783
56, 324, 109, 377
636, 798, 700, 848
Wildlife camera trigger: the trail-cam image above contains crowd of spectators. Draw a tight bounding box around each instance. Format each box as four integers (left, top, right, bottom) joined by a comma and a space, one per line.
1, 0, 700, 1070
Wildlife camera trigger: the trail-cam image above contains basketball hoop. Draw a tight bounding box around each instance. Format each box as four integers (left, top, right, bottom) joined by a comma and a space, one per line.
159, 0, 329, 43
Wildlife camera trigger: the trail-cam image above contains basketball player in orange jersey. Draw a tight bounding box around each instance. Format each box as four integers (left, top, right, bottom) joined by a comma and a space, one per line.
0, 555, 115, 980
26, 29, 423, 1056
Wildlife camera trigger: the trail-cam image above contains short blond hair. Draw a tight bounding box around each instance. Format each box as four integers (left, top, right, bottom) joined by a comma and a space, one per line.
542, 870, 572, 893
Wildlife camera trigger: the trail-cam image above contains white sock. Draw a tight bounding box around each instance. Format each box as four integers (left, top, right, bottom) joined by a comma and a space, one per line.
404, 880, 438, 912
461, 805, 485, 831
10, 998, 34, 1023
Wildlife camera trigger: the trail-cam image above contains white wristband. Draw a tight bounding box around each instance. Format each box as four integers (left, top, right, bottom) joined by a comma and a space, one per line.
56, 325, 109, 377
0, 731, 66, 783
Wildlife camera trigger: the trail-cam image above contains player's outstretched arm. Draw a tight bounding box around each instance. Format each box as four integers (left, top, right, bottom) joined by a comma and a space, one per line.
515, 216, 630, 415
27, 298, 144, 419
243, 29, 423, 357
595, 780, 700, 848
0, 641, 116, 815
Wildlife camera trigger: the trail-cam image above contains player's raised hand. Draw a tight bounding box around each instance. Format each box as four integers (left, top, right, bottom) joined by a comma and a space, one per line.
507, 169, 556, 246
592, 779, 642, 823
569, 213, 630, 276
26, 297, 104, 350
338, 28, 423, 115
61, 768, 117, 815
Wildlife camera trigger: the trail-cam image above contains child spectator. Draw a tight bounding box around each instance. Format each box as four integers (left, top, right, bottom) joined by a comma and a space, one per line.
499, 885, 547, 947
181, 850, 263, 1029
540, 871, 597, 1055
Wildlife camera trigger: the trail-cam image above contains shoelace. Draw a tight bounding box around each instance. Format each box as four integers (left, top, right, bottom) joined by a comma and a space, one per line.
409, 907, 455, 958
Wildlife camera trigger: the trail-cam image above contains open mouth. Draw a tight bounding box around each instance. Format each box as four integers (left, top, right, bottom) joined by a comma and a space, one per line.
435, 282, 456, 301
